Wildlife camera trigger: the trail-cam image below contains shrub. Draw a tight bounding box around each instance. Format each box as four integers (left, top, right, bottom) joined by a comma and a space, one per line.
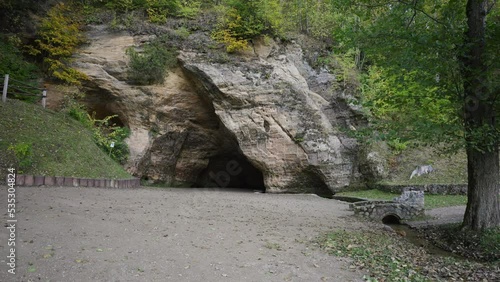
25, 2, 88, 85
126, 36, 177, 85
0, 38, 42, 103
387, 138, 409, 154
177, 0, 201, 19
211, 0, 285, 53
64, 94, 130, 164
8, 142, 33, 172
92, 115, 131, 164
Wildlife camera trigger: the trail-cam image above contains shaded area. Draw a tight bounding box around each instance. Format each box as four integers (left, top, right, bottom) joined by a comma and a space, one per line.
82, 88, 126, 127
287, 167, 333, 198
382, 214, 401, 224
195, 153, 265, 191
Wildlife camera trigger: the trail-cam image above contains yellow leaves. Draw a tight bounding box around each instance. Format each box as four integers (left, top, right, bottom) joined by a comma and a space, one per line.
28, 2, 85, 85
212, 29, 250, 53
146, 7, 168, 24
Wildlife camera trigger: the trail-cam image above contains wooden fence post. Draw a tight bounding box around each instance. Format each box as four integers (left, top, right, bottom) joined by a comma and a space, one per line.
2, 74, 9, 103
42, 89, 47, 108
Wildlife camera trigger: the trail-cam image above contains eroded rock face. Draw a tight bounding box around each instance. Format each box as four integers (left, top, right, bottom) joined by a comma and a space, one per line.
74, 25, 363, 193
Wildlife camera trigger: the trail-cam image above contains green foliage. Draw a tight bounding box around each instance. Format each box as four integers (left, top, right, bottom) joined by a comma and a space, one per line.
0, 38, 42, 103
90, 0, 201, 22
8, 142, 33, 172
212, 0, 285, 52
126, 36, 177, 85
64, 94, 130, 164
328, 0, 500, 155
91, 115, 131, 165
481, 227, 500, 259
145, 0, 179, 23
26, 2, 88, 85
104, 0, 147, 12
0, 99, 131, 178
64, 93, 94, 128
387, 138, 408, 155
177, 0, 201, 19
0, 39, 40, 82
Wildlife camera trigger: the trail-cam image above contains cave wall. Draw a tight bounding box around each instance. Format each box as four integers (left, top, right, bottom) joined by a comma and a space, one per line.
74, 25, 364, 193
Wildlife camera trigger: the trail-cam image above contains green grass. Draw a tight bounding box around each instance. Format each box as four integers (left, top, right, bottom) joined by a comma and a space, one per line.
337, 189, 467, 209
383, 145, 468, 185
481, 227, 500, 258
0, 99, 131, 179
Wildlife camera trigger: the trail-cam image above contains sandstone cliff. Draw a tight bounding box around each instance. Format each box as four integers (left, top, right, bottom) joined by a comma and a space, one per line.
74, 25, 364, 194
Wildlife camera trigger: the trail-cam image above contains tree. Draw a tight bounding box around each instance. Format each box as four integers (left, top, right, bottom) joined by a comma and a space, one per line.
336, 0, 499, 230
26, 2, 88, 84
460, 0, 499, 230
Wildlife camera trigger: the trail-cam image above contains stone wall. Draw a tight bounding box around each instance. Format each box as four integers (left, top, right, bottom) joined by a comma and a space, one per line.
12, 175, 140, 188
375, 184, 468, 195
349, 191, 425, 221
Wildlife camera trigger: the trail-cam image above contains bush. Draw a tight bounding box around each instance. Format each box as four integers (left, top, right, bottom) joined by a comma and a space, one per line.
126, 36, 177, 85
8, 142, 33, 172
64, 94, 130, 164
211, 0, 285, 53
26, 2, 88, 85
0, 38, 42, 103
0, 38, 40, 81
92, 115, 131, 165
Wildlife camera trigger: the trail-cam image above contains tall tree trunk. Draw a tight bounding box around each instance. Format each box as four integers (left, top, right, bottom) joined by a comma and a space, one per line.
463, 148, 500, 230
461, 0, 500, 230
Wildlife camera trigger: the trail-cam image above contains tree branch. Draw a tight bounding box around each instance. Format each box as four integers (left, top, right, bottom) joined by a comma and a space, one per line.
406, 0, 418, 28
487, 0, 497, 14
397, 0, 446, 25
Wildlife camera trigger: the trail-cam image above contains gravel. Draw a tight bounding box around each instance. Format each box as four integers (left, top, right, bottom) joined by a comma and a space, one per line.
0, 186, 366, 281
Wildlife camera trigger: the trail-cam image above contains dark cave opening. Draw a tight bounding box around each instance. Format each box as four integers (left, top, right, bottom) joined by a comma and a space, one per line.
81, 88, 126, 127
86, 103, 125, 127
195, 154, 266, 192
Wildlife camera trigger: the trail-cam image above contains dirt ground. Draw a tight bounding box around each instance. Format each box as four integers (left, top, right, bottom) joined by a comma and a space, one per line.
0, 186, 368, 282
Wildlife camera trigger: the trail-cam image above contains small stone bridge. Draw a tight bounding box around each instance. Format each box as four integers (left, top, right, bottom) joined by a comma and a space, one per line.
349, 191, 425, 223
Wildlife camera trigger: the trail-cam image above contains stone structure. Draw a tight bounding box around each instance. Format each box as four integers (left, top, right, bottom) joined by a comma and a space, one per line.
13, 175, 140, 188
73, 25, 366, 194
375, 184, 468, 195
349, 190, 425, 222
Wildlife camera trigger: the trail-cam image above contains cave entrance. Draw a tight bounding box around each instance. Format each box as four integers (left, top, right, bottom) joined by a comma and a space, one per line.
81, 88, 126, 127
195, 154, 265, 192
86, 103, 125, 127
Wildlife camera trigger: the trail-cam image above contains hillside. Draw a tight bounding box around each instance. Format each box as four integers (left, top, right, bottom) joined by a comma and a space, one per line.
0, 99, 131, 180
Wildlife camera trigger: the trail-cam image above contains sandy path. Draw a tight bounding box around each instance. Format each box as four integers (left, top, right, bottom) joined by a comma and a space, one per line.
0, 186, 365, 282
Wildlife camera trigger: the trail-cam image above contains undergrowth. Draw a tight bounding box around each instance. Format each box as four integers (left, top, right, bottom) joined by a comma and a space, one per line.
0, 99, 130, 179
318, 229, 499, 281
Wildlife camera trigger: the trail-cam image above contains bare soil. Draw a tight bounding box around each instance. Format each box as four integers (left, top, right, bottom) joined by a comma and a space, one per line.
0, 186, 366, 282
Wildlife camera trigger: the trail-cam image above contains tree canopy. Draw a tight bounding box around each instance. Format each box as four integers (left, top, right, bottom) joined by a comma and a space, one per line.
334, 0, 499, 230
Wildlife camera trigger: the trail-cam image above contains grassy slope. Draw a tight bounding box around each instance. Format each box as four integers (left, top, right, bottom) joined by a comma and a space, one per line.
381, 145, 468, 185
336, 189, 467, 209
337, 189, 467, 209
0, 99, 131, 179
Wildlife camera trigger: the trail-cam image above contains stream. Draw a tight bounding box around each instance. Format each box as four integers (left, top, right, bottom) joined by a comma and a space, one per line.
331, 195, 463, 259
385, 223, 464, 259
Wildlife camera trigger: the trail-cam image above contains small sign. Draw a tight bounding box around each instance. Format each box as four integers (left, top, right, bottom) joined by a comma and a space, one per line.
110, 142, 115, 148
